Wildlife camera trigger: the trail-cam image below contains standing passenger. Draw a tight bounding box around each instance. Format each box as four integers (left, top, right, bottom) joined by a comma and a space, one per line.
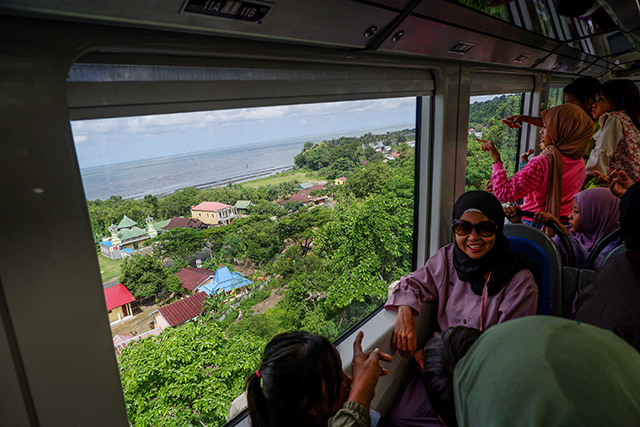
384, 191, 539, 427
482, 103, 592, 228
586, 79, 640, 182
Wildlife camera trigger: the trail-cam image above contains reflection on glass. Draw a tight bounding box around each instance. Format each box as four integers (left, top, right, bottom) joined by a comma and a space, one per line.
455, 0, 512, 23
466, 93, 523, 190
71, 97, 417, 426
548, 88, 564, 109
532, 0, 556, 39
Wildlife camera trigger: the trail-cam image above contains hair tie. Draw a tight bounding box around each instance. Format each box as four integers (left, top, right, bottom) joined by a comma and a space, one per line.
256, 369, 261, 378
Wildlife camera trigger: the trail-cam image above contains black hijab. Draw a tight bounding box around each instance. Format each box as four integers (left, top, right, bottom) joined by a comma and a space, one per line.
452, 191, 540, 296
620, 182, 640, 252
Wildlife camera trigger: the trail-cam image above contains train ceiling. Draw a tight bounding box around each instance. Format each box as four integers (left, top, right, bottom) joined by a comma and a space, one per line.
1, 0, 639, 77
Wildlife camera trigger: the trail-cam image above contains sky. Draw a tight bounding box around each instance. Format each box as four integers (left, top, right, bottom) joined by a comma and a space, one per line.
71, 97, 418, 169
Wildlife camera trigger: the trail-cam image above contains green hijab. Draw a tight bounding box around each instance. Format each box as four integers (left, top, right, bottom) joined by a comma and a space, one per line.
454, 316, 640, 427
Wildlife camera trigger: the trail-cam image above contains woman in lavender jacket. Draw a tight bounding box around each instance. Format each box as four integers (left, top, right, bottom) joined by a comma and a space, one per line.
384, 191, 539, 427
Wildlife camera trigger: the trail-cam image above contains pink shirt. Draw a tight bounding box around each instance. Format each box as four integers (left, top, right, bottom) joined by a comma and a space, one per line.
491, 155, 585, 218
384, 244, 538, 330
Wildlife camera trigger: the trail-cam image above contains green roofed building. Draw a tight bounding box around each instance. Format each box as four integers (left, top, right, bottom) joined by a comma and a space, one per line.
99, 215, 169, 260
235, 200, 255, 210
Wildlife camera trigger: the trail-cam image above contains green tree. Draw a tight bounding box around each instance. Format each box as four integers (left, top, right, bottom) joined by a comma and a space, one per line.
119, 321, 264, 426
149, 227, 205, 261
120, 254, 168, 298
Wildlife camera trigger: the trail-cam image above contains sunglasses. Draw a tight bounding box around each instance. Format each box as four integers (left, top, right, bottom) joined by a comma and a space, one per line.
452, 219, 497, 237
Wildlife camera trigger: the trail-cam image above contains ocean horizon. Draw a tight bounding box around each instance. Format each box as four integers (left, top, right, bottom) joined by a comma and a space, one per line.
80, 124, 413, 201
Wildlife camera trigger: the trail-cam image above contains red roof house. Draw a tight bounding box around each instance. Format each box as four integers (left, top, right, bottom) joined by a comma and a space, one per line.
104, 284, 135, 324
176, 267, 216, 292
155, 292, 208, 328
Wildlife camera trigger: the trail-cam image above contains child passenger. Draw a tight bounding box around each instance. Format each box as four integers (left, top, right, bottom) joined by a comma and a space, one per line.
586, 79, 640, 183
246, 331, 391, 427
507, 187, 621, 269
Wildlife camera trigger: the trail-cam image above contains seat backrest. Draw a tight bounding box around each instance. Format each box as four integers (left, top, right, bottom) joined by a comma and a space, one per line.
504, 224, 563, 316
602, 243, 627, 266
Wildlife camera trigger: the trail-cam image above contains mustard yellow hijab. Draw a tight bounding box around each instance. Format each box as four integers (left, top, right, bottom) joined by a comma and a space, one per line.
540, 103, 592, 219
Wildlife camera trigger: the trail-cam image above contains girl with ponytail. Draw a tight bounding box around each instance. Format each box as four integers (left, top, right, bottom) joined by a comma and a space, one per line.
247, 331, 391, 427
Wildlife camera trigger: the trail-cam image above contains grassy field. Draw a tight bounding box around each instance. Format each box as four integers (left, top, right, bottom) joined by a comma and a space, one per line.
242, 170, 322, 188
98, 254, 123, 283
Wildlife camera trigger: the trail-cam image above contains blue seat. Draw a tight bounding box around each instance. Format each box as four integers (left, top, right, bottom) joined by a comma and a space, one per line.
504, 224, 563, 316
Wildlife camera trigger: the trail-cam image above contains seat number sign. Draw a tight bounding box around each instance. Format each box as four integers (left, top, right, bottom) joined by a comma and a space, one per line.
182, 0, 272, 22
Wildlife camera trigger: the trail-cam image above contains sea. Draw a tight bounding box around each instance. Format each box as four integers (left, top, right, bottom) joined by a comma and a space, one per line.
80, 125, 411, 201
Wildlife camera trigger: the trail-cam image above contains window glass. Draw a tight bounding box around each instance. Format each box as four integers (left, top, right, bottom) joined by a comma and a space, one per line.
466, 93, 523, 190
454, 0, 512, 23
548, 87, 564, 109
532, 0, 556, 39
71, 97, 417, 426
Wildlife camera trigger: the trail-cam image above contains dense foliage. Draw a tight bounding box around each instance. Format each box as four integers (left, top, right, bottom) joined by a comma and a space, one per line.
116, 128, 417, 426
466, 94, 523, 190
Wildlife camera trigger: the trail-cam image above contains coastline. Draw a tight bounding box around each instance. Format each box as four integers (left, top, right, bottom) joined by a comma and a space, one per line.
147, 165, 296, 199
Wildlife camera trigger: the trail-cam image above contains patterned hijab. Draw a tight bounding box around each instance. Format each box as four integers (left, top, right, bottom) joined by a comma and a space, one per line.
540, 104, 593, 219
454, 316, 640, 427
573, 188, 620, 251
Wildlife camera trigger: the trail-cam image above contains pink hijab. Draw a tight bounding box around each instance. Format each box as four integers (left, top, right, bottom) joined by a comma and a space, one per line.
573, 188, 620, 251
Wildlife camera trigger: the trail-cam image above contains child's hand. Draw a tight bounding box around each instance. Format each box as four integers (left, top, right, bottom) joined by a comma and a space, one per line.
504, 206, 523, 224
350, 332, 393, 409
502, 116, 523, 129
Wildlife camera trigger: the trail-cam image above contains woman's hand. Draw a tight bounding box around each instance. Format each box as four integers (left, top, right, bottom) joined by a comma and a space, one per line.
349, 331, 393, 409
520, 148, 535, 162
504, 205, 523, 224
478, 139, 502, 163
391, 305, 417, 358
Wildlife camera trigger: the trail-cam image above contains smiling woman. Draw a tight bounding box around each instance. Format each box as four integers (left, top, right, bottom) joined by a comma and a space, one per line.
383, 190, 539, 426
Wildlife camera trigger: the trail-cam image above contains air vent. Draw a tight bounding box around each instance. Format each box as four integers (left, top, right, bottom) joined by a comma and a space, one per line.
513, 53, 531, 64
447, 41, 476, 55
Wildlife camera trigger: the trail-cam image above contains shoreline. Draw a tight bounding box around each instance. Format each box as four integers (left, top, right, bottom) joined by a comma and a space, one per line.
135, 165, 296, 200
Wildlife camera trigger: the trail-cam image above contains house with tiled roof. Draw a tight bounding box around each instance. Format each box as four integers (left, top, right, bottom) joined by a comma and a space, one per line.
279, 186, 328, 207
155, 292, 208, 328
162, 216, 208, 231
191, 201, 238, 226
99, 215, 170, 259
104, 284, 135, 324
197, 266, 252, 299
176, 267, 216, 292
334, 177, 347, 185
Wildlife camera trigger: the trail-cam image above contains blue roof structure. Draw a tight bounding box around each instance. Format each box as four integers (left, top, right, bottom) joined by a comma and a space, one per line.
100, 240, 113, 247
197, 266, 252, 295
122, 248, 135, 254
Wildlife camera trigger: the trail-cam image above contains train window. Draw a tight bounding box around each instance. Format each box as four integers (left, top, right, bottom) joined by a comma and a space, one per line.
547, 88, 563, 108
70, 96, 418, 426
531, 0, 556, 39
453, 0, 512, 23
466, 93, 523, 190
